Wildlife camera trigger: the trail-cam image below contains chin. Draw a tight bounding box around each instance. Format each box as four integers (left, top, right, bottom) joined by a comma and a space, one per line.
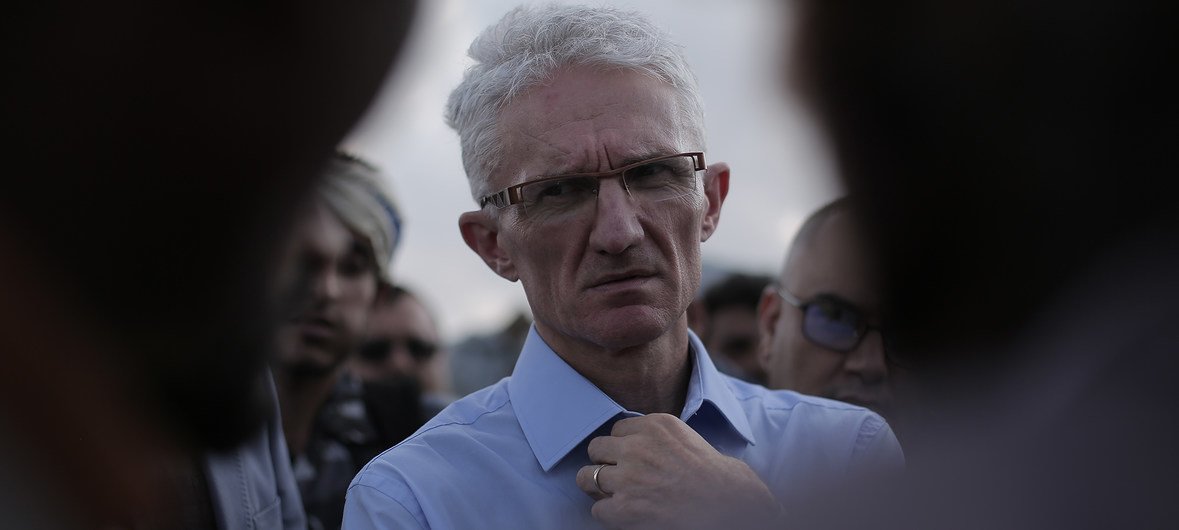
582, 305, 679, 350
282, 346, 346, 376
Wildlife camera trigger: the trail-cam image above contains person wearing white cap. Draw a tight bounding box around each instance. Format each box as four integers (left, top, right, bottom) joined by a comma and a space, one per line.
272, 151, 405, 529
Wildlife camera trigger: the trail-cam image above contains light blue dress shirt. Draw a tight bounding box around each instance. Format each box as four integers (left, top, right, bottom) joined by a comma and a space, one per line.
344, 328, 902, 529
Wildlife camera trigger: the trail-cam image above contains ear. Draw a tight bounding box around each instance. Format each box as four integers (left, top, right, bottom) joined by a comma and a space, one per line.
459, 210, 519, 282
699, 162, 730, 242
756, 284, 781, 370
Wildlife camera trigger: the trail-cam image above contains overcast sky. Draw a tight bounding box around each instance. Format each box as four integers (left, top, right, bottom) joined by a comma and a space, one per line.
340, 0, 843, 342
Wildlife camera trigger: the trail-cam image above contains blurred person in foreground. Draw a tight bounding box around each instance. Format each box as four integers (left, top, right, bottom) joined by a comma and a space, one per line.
790, 0, 1178, 527
0, 1, 416, 527
757, 198, 894, 421
344, 5, 902, 529
350, 285, 456, 418
700, 272, 774, 384
275, 153, 420, 530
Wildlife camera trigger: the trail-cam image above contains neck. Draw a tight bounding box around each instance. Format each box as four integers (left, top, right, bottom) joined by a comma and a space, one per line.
537, 318, 693, 416
274, 366, 342, 457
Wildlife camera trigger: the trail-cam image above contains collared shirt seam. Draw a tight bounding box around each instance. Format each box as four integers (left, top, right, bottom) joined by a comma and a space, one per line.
359, 394, 515, 472
750, 394, 870, 414
347, 482, 427, 529
844, 414, 887, 475
685, 339, 707, 416
405, 397, 513, 440
852, 414, 886, 452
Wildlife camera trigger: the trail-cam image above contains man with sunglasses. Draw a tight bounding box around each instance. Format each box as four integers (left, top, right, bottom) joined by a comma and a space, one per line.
349, 284, 454, 418
758, 199, 895, 420
345, 5, 902, 529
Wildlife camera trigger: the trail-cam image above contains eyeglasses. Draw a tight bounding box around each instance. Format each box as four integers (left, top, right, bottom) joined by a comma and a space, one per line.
478, 152, 706, 220
775, 284, 890, 356
357, 337, 438, 364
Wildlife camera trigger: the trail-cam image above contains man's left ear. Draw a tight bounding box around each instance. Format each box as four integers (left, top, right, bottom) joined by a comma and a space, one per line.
700, 162, 730, 242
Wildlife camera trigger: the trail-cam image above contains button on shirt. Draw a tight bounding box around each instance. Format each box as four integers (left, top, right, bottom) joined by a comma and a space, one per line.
344, 328, 903, 529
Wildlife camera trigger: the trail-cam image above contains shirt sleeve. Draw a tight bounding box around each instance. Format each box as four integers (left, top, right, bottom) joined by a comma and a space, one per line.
848, 414, 905, 476
343, 481, 427, 530
264, 374, 308, 530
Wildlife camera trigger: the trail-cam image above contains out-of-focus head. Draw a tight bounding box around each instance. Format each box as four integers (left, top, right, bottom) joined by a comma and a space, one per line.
351, 286, 443, 392
791, 0, 1178, 369
702, 273, 773, 384
0, 1, 416, 523
758, 199, 893, 417
453, 5, 729, 353
1, 0, 417, 456
276, 153, 403, 376
445, 4, 707, 201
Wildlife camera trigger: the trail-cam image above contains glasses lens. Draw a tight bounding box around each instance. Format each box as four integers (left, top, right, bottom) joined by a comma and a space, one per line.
517, 175, 598, 218
623, 155, 698, 202
881, 332, 910, 368
802, 298, 863, 351
406, 338, 438, 362
358, 340, 392, 362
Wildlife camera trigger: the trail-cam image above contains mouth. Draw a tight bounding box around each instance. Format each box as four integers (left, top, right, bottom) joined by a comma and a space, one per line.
587, 270, 658, 291
295, 316, 337, 341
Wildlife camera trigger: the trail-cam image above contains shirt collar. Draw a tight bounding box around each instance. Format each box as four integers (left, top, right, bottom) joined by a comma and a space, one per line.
508, 326, 755, 472
683, 329, 757, 446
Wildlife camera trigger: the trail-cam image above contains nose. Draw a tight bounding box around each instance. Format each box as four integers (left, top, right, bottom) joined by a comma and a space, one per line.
843, 329, 888, 384
390, 344, 417, 375
587, 176, 644, 255
310, 268, 341, 301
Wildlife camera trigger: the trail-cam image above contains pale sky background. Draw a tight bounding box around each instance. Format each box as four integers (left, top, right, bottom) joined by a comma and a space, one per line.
340, 0, 843, 342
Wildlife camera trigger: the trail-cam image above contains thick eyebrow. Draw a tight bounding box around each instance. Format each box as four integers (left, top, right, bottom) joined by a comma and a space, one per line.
615, 150, 672, 168
543, 149, 675, 177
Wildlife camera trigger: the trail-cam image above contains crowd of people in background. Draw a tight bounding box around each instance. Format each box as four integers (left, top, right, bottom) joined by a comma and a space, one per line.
3, 0, 1174, 528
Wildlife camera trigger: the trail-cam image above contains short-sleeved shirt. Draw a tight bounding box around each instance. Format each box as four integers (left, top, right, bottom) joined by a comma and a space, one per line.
344, 328, 902, 529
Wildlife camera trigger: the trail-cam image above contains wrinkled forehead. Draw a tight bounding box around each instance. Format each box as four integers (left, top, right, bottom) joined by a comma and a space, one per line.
493, 68, 690, 186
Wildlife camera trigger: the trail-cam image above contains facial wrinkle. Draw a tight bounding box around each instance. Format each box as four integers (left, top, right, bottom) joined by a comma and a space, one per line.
519, 130, 573, 162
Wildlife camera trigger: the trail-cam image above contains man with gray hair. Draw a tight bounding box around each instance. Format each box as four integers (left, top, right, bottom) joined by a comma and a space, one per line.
345, 5, 902, 528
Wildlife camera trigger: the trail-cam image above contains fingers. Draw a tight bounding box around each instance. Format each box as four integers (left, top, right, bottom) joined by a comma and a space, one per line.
586, 432, 623, 464
590, 496, 631, 529
610, 413, 681, 437
580, 414, 782, 529
576, 463, 615, 500
611, 414, 709, 453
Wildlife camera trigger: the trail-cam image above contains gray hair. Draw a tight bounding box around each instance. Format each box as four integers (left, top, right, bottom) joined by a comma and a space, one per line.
445, 4, 707, 201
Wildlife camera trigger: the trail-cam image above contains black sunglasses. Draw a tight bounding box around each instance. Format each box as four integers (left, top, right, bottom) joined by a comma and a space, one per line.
357, 337, 438, 363
775, 285, 894, 359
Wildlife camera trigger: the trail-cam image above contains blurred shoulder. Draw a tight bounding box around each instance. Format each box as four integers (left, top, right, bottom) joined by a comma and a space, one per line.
725, 376, 890, 437
722, 377, 903, 491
